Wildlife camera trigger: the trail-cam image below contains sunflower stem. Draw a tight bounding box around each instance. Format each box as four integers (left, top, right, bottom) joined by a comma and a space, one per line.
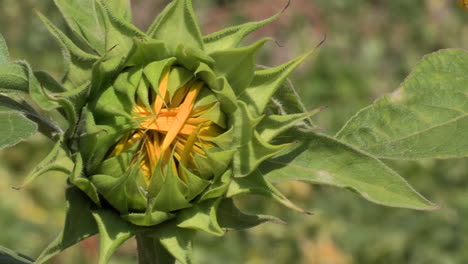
136, 233, 176, 264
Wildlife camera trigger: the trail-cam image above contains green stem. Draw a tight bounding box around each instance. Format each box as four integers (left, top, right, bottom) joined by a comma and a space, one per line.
136, 233, 176, 264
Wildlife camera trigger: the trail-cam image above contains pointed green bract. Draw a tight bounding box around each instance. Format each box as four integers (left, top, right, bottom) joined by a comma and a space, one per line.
53, 0, 105, 53
203, 1, 288, 52
262, 132, 438, 210
36, 11, 99, 90
176, 199, 224, 236
35, 187, 99, 264
92, 210, 146, 264
211, 38, 270, 95
337, 49, 468, 159
148, 0, 204, 51
240, 50, 317, 115
217, 198, 286, 230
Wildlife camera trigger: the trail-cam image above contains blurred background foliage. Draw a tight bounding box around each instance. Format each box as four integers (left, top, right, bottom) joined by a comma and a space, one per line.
0, 0, 467, 263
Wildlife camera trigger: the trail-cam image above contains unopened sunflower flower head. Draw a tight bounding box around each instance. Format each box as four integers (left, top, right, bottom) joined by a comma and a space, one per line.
9, 0, 322, 263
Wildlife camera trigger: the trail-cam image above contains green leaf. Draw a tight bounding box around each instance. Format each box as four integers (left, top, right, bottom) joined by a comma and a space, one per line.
0, 34, 9, 65
35, 187, 99, 264
0, 95, 63, 138
54, 0, 106, 53
92, 210, 145, 264
203, 1, 289, 52
0, 111, 37, 150
337, 49, 468, 159
0, 64, 28, 93
261, 132, 438, 210
148, 0, 204, 51
0, 246, 33, 264
217, 198, 286, 231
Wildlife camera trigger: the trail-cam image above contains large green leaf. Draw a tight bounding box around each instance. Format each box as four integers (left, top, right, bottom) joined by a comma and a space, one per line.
0, 64, 28, 93
0, 246, 33, 264
261, 132, 438, 210
0, 111, 37, 150
337, 49, 468, 159
0, 34, 9, 65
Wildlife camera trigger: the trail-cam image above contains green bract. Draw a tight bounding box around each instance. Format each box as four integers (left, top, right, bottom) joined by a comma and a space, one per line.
3, 0, 464, 263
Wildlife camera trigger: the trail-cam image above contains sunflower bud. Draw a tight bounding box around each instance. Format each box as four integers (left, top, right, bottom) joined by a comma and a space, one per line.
17, 0, 320, 263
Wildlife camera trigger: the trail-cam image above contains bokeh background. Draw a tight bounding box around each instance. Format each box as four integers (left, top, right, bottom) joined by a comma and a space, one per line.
1, 0, 467, 263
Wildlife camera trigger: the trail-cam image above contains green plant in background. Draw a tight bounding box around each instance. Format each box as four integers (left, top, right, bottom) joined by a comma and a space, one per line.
0, 0, 467, 263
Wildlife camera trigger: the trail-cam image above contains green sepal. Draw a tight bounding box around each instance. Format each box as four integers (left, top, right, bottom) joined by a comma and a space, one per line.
0, 245, 33, 264
210, 38, 270, 95
0, 63, 28, 93
35, 187, 99, 264
217, 198, 286, 231
206, 125, 235, 150
143, 58, 177, 101
121, 211, 175, 227
176, 199, 224, 236
126, 38, 170, 66
203, 1, 288, 52
258, 107, 324, 142
0, 33, 8, 65
93, 0, 146, 84
15, 139, 67, 189
92, 209, 146, 264
167, 66, 193, 99
53, 0, 106, 54
241, 50, 317, 115
70, 153, 101, 206
194, 63, 238, 113
97, 0, 146, 53
205, 148, 236, 176
198, 169, 232, 202
148, 0, 204, 51
227, 169, 311, 214
199, 102, 227, 128
35, 10, 99, 90
151, 159, 192, 212
91, 165, 147, 214
179, 165, 211, 201
174, 44, 215, 71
